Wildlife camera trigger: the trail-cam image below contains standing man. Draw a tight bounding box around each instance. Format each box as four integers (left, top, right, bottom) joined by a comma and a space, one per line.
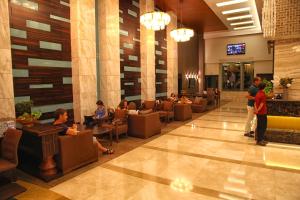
254, 83, 268, 146
244, 77, 261, 137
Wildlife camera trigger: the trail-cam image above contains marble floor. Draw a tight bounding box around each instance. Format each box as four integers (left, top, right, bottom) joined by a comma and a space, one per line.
50, 102, 300, 200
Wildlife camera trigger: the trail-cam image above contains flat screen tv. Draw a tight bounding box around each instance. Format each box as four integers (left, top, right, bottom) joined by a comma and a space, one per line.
227, 43, 246, 55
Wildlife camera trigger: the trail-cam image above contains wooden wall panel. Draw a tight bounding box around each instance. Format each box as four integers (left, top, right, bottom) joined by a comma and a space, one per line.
155, 28, 167, 99
9, 0, 72, 121
119, 0, 141, 105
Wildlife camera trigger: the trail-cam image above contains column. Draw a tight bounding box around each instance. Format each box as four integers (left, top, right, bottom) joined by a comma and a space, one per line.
70, 0, 97, 123
140, 0, 156, 101
0, 1, 15, 119
98, 0, 121, 108
167, 11, 178, 96
263, 0, 300, 100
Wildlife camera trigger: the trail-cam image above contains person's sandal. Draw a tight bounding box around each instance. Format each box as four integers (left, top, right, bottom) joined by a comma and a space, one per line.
103, 148, 114, 154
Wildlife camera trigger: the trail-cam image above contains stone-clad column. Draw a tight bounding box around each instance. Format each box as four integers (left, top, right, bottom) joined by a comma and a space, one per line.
0, 1, 15, 119
167, 12, 178, 96
140, 0, 156, 101
98, 0, 121, 108
70, 0, 97, 123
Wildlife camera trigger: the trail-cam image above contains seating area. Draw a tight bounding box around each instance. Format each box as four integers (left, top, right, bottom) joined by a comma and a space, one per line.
0, 0, 300, 199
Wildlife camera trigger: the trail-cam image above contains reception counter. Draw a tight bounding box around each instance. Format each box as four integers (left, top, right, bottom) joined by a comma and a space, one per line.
267, 99, 300, 117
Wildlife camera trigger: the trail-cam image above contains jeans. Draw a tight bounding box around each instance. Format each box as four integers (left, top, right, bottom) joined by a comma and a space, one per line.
257, 114, 267, 142
244, 106, 257, 133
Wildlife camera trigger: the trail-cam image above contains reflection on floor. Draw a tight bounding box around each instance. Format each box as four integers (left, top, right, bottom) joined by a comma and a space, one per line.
30, 102, 300, 199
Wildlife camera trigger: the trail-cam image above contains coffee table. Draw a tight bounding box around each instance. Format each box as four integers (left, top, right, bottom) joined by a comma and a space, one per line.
92, 126, 113, 146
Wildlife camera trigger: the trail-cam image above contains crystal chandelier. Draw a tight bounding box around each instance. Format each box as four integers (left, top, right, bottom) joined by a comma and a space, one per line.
170, 0, 194, 42
140, 11, 170, 31
171, 28, 194, 42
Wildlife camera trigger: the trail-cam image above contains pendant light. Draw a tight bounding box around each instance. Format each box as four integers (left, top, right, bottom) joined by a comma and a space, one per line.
140, 1, 170, 31
170, 0, 194, 42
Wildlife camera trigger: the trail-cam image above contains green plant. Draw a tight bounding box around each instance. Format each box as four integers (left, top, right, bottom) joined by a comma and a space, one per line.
15, 101, 33, 117
263, 79, 273, 95
279, 77, 293, 88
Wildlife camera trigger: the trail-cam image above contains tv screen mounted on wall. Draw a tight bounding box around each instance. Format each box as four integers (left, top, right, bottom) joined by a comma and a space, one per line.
227, 43, 246, 55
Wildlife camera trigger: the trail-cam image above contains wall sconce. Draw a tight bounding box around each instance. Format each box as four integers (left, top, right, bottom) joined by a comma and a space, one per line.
185, 73, 199, 80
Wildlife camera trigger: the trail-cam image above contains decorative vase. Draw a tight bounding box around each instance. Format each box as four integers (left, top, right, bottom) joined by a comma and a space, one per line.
282, 88, 289, 100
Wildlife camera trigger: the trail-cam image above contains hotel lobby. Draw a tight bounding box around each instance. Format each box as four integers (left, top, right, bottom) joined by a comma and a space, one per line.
0, 0, 300, 199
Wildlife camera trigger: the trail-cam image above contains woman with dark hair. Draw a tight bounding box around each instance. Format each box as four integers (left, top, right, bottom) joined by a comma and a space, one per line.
254, 83, 268, 146
118, 99, 128, 110
95, 100, 107, 119
53, 108, 114, 154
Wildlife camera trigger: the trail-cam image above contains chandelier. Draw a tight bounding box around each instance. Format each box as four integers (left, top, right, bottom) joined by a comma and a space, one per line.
140, 11, 170, 31
171, 28, 194, 42
170, 0, 194, 42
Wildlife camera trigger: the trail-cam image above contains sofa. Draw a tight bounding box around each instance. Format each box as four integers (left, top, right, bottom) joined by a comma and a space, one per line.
142, 100, 156, 111
174, 103, 192, 121
265, 115, 300, 144
191, 97, 207, 113
128, 112, 161, 139
56, 130, 98, 174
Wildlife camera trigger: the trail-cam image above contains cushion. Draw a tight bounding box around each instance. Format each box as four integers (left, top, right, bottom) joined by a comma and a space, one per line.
128, 110, 139, 115
267, 116, 300, 130
139, 109, 152, 115
0, 159, 16, 173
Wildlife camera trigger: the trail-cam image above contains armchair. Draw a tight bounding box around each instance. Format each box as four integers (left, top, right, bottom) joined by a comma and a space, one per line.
0, 128, 22, 181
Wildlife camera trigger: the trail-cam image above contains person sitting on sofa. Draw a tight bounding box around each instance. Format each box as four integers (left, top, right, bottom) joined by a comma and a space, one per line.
118, 99, 128, 110
95, 100, 107, 119
53, 108, 114, 154
181, 96, 192, 104
169, 93, 178, 102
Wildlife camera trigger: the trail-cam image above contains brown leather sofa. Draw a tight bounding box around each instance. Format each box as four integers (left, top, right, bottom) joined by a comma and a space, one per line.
174, 103, 192, 121
158, 101, 175, 122
191, 98, 208, 113
142, 100, 156, 111
128, 112, 161, 139
56, 130, 98, 174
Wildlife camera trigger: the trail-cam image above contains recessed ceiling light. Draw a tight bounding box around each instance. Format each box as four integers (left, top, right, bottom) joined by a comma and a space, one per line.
227, 14, 252, 21
230, 20, 254, 26
222, 7, 250, 15
233, 25, 256, 30
216, 0, 248, 7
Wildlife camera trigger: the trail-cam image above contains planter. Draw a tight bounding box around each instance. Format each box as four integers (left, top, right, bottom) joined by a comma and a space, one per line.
282, 88, 289, 100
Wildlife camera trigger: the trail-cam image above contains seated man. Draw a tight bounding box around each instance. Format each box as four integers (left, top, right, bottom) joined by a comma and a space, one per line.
53, 108, 114, 154
169, 93, 178, 102
181, 96, 192, 104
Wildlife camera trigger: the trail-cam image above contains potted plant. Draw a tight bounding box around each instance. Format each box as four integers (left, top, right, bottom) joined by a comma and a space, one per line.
279, 77, 293, 99
262, 79, 274, 98
15, 101, 42, 127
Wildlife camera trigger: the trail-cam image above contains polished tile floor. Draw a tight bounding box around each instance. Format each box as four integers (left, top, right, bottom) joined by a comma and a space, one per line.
51, 102, 300, 200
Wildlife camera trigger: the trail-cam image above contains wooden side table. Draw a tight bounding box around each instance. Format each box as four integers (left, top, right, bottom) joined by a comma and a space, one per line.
19, 124, 63, 181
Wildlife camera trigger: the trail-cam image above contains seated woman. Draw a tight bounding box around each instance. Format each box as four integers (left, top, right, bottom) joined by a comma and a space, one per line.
181, 96, 192, 104
118, 99, 128, 110
169, 93, 178, 102
95, 100, 107, 119
53, 108, 114, 154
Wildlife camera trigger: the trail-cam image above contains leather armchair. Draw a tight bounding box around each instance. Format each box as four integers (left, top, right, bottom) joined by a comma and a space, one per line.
0, 128, 22, 181
55, 130, 98, 174
103, 109, 128, 142
128, 112, 161, 139
158, 101, 175, 122
191, 98, 208, 113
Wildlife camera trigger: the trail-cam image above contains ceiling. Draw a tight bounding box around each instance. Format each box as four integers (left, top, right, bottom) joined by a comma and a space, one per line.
155, 0, 262, 36
155, 0, 228, 33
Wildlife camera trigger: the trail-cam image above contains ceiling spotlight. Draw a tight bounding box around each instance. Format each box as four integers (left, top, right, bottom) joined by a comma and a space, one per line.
233, 25, 256, 30
227, 14, 252, 21
216, 0, 248, 7
222, 7, 250, 15
230, 20, 254, 26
